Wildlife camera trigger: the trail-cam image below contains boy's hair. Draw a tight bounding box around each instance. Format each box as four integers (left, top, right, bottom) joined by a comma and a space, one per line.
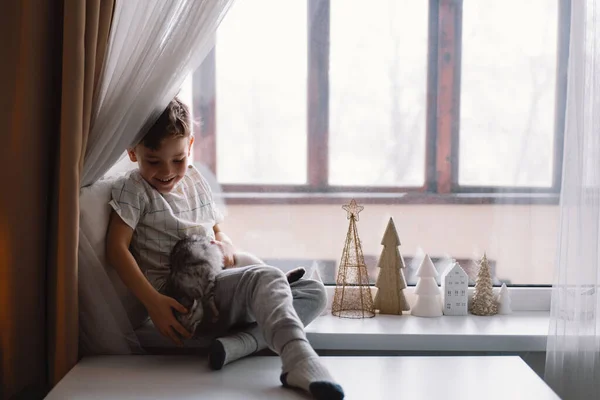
142, 97, 191, 150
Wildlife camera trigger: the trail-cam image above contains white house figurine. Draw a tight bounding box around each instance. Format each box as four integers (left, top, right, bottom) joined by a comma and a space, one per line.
441, 260, 468, 316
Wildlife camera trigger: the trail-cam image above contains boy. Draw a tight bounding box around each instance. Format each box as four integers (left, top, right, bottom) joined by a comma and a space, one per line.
106, 98, 344, 399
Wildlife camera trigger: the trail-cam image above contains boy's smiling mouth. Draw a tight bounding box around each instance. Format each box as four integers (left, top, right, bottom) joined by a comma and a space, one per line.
154, 176, 178, 190
153, 176, 179, 192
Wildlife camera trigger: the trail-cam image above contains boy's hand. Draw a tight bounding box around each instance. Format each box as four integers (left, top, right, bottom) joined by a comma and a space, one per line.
146, 293, 192, 346
211, 240, 235, 268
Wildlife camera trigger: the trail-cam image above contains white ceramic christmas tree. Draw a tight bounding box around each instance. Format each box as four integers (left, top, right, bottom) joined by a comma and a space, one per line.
373, 218, 410, 315
496, 283, 512, 314
310, 261, 329, 316
411, 254, 442, 317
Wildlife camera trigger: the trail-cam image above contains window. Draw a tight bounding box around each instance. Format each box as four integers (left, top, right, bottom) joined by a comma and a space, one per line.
191, 0, 567, 197
460, 0, 559, 189
213, 0, 307, 185
185, 0, 569, 286
328, 0, 428, 188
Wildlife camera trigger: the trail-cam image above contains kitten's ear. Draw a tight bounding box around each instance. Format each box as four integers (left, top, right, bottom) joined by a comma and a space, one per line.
171, 237, 193, 270
286, 267, 306, 284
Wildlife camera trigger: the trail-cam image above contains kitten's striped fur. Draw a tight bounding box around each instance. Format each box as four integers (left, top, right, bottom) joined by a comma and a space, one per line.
165, 235, 223, 336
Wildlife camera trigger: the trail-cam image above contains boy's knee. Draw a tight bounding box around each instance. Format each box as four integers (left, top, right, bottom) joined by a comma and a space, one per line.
292, 279, 327, 315
247, 264, 287, 281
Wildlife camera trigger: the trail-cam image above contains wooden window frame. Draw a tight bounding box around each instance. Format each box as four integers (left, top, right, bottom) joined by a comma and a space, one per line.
191, 0, 570, 205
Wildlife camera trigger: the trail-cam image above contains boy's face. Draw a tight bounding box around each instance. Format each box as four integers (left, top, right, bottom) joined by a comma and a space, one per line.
128, 136, 194, 194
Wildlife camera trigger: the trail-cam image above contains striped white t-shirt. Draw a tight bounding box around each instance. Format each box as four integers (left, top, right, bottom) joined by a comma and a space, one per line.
109, 165, 224, 292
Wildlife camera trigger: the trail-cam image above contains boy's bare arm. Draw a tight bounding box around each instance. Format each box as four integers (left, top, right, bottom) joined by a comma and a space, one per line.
213, 224, 235, 267
213, 224, 232, 244
106, 211, 192, 345
106, 211, 160, 307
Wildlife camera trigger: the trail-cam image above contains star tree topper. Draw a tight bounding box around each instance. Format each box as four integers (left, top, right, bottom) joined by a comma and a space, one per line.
342, 199, 364, 221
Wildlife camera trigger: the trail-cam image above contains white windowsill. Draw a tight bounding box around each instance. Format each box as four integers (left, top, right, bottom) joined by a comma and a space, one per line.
306, 286, 552, 352
306, 311, 550, 352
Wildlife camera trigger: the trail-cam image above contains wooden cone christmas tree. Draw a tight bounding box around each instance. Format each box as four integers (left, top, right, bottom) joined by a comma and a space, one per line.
470, 253, 498, 316
373, 217, 409, 315
411, 254, 443, 317
332, 199, 375, 318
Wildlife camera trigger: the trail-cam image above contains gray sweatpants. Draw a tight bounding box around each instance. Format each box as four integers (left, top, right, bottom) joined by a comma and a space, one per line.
196, 264, 327, 354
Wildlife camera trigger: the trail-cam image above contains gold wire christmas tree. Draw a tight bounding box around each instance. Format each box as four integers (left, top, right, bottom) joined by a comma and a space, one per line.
470, 253, 498, 316
332, 199, 375, 318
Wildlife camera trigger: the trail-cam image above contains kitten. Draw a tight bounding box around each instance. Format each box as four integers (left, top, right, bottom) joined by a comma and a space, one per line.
165, 234, 307, 337
165, 234, 223, 337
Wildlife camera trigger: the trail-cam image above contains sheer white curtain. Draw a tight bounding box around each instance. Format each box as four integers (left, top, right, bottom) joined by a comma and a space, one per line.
545, 1, 600, 398
83, 0, 233, 186
79, 0, 234, 355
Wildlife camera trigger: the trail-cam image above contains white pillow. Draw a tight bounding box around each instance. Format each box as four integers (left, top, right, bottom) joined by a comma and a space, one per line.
80, 173, 148, 330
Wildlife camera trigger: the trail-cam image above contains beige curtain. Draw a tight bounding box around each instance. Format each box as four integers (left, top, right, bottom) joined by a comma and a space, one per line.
0, 1, 113, 398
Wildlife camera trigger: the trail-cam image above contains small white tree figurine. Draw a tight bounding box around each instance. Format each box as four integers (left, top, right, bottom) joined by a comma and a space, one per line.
411, 254, 442, 317
496, 283, 512, 314
373, 218, 410, 315
310, 261, 329, 316
470, 253, 498, 316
